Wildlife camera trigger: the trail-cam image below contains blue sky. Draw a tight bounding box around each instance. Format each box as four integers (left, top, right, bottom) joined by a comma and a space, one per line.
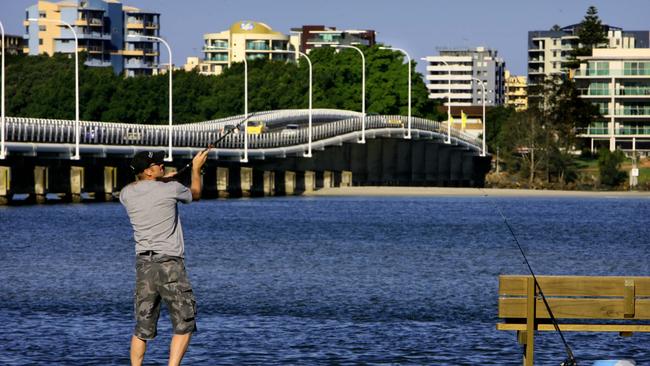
2, 0, 648, 75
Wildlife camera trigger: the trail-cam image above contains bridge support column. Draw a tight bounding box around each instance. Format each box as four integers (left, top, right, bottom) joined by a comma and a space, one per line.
240, 167, 252, 197
70, 166, 84, 203
410, 141, 426, 186
449, 148, 463, 187
103, 167, 117, 201
425, 143, 440, 186
264, 171, 275, 196
303, 171, 315, 193
437, 144, 451, 186
365, 139, 382, 185
217, 167, 229, 198
34, 166, 48, 204
0, 166, 10, 205
315, 170, 333, 189
341, 171, 352, 187
381, 138, 397, 185
284, 171, 296, 195
323, 171, 333, 188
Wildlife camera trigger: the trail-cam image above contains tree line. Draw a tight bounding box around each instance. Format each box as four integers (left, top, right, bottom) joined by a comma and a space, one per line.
3, 45, 443, 124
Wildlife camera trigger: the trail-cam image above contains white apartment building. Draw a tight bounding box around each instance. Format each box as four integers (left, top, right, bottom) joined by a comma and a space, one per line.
575, 48, 650, 153
423, 47, 505, 107
527, 25, 649, 92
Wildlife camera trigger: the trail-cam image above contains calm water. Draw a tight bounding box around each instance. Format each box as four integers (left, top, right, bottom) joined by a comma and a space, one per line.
1, 196, 649, 365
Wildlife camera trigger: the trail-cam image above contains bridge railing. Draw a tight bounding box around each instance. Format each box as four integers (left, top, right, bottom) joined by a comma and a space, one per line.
3, 110, 482, 150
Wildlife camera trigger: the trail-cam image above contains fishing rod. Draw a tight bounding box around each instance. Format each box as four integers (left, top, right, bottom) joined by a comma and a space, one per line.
480, 188, 577, 366
162, 113, 257, 181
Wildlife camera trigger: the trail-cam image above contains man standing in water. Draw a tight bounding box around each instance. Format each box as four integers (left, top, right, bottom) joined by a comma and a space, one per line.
120, 150, 208, 366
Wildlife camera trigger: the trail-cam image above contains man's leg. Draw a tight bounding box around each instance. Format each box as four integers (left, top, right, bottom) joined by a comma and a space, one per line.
168, 333, 192, 366
130, 336, 147, 366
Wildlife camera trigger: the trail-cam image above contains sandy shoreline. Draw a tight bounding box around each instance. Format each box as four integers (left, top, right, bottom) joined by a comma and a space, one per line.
305, 186, 650, 198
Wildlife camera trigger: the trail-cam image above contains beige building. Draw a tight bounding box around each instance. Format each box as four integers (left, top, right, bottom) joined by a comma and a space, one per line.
192, 21, 294, 76
504, 70, 528, 111
575, 48, 650, 153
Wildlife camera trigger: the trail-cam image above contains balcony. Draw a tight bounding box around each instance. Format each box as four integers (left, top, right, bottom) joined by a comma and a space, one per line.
614, 107, 650, 117
574, 69, 650, 77
77, 32, 111, 40
84, 59, 111, 67
616, 126, 650, 135
76, 18, 103, 27
617, 88, 650, 96
126, 22, 145, 30
578, 88, 611, 97
125, 60, 155, 69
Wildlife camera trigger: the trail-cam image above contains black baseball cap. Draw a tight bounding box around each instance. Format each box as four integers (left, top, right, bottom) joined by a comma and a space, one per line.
130, 151, 166, 174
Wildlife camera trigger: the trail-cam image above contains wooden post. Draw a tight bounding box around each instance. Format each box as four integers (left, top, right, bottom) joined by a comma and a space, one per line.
524, 276, 536, 366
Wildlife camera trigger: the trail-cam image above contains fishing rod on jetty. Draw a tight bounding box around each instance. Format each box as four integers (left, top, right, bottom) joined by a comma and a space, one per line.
160, 113, 257, 182
480, 189, 577, 366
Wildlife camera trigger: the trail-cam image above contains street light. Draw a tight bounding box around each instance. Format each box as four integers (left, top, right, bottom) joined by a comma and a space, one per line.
296, 51, 313, 157
471, 77, 487, 156
421, 57, 451, 143
0, 21, 5, 159
380, 46, 411, 139
29, 18, 80, 160
128, 34, 173, 162
334, 45, 366, 144
242, 55, 248, 163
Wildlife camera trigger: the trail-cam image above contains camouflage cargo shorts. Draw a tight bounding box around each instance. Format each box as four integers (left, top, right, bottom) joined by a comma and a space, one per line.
134, 254, 197, 340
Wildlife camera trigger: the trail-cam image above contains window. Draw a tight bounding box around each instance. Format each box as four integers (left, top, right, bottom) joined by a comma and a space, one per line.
588, 61, 609, 75
625, 62, 650, 76
39, 25, 46, 31
39, 39, 43, 45
553, 51, 557, 57
39, 11, 46, 18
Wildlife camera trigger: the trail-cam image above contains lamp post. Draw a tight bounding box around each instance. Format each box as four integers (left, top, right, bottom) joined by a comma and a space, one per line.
380, 46, 411, 139
128, 34, 173, 162
29, 18, 80, 159
0, 21, 5, 159
296, 51, 313, 157
335, 45, 366, 144
242, 55, 248, 163
472, 77, 487, 156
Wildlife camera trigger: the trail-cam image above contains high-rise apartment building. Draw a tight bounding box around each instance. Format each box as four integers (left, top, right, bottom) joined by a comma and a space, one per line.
575, 48, 650, 153
504, 70, 528, 111
422, 47, 505, 107
24, 0, 160, 76
290, 25, 376, 53
199, 21, 293, 76
527, 24, 650, 91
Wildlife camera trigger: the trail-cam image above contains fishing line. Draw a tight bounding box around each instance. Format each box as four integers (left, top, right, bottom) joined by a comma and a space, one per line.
167, 113, 257, 179
480, 188, 577, 366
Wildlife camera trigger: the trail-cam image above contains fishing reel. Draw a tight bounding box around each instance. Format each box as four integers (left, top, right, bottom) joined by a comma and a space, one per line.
561, 357, 577, 366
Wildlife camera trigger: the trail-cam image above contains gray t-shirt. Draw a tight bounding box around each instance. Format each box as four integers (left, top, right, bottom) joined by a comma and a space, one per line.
119, 180, 192, 257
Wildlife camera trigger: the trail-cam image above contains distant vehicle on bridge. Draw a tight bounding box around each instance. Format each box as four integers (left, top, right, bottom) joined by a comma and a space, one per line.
387, 118, 404, 128
247, 121, 266, 135
281, 124, 300, 136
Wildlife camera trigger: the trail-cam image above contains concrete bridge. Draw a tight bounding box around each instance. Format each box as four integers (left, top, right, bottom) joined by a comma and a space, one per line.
0, 109, 491, 204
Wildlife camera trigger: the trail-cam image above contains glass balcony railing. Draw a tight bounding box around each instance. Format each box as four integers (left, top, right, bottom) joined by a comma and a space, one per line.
575, 69, 650, 77
616, 126, 650, 135
614, 107, 650, 116
578, 88, 610, 96
617, 88, 650, 96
